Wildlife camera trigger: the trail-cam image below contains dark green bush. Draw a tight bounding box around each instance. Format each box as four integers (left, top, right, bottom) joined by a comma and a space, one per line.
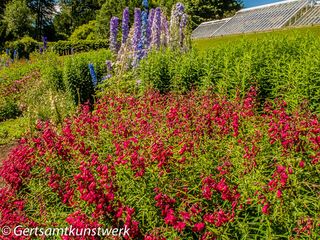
5, 37, 40, 59
63, 49, 112, 104
51, 40, 109, 56
0, 98, 22, 122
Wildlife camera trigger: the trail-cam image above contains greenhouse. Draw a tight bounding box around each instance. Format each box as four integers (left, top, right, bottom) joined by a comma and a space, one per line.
192, 0, 320, 39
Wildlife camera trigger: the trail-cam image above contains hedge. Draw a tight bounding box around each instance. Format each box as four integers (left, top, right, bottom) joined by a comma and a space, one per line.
51, 40, 109, 55
4, 37, 41, 59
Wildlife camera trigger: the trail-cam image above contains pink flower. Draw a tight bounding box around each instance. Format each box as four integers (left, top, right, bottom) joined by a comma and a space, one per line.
173, 221, 186, 232
262, 203, 270, 215
299, 161, 305, 168
276, 190, 282, 198
193, 222, 205, 232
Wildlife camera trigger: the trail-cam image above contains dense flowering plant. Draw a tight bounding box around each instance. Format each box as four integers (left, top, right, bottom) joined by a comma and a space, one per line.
0, 87, 319, 239
111, 2, 189, 71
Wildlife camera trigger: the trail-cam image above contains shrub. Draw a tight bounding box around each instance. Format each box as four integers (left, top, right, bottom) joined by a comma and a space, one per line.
0, 97, 21, 121
0, 89, 319, 239
69, 21, 97, 41
63, 49, 112, 104
5, 36, 40, 59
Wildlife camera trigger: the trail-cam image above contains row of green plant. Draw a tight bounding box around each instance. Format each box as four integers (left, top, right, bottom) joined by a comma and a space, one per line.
0, 49, 112, 127
2, 37, 109, 59
50, 39, 109, 56
129, 30, 320, 112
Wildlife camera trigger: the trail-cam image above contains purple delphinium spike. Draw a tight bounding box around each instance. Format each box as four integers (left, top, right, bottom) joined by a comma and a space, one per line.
141, 10, 148, 48
175, 2, 185, 16
106, 60, 112, 72
43, 36, 48, 50
88, 63, 98, 87
132, 8, 142, 52
110, 16, 120, 53
132, 8, 144, 67
146, 8, 155, 48
40, 47, 43, 54
161, 13, 169, 46
103, 60, 113, 80
179, 13, 188, 46
151, 8, 161, 49
122, 7, 130, 44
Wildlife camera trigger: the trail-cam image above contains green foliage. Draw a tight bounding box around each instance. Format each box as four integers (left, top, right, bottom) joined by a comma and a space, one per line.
60, 0, 103, 33
69, 21, 97, 41
0, 117, 29, 145
39, 52, 65, 92
5, 36, 40, 59
137, 29, 320, 113
53, 6, 73, 40
26, 0, 56, 40
0, 97, 22, 122
3, 0, 33, 39
95, 0, 143, 39
51, 39, 109, 55
63, 49, 112, 104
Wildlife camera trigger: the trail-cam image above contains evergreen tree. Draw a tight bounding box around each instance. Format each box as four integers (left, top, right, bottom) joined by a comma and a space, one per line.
26, 0, 56, 40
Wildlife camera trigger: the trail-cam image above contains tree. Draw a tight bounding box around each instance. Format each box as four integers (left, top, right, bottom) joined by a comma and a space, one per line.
0, 0, 12, 45
3, 0, 33, 39
26, 0, 56, 40
186, 0, 242, 28
53, 5, 73, 39
60, 0, 103, 31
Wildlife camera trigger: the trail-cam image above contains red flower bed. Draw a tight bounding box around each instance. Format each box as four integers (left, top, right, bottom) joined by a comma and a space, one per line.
0, 88, 319, 239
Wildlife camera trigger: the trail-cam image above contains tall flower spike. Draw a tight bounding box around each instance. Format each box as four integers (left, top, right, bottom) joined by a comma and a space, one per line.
169, 3, 185, 49
175, 2, 185, 16
122, 7, 130, 44
141, 10, 148, 48
151, 8, 161, 49
161, 13, 169, 46
132, 8, 144, 67
132, 8, 142, 52
147, 8, 155, 48
179, 13, 188, 47
110, 17, 120, 53
88, 63, 98, 87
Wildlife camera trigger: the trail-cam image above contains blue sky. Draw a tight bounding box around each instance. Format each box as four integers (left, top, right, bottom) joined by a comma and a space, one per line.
243, 0, 282, 8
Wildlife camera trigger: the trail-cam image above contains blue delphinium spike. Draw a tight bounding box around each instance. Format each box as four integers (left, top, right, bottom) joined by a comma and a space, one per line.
88, 63, 98, 88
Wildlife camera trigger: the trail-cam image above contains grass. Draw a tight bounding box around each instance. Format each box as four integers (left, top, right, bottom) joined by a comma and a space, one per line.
193, 25, 320, 50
